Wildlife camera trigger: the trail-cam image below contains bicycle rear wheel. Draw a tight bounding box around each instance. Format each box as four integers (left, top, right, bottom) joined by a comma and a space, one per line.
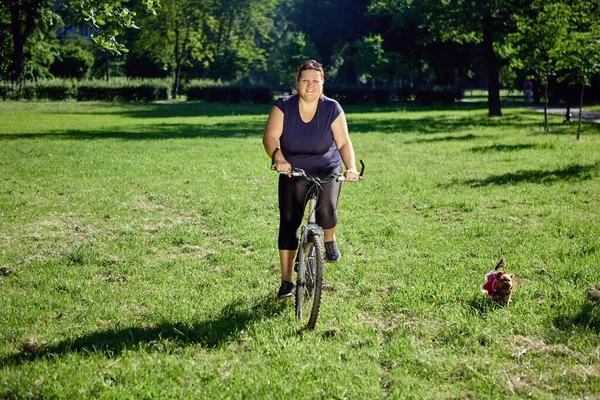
295, 233, 324, 328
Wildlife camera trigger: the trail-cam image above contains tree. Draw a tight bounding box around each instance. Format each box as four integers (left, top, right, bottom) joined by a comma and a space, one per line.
509, 2, 571, 131
352, 34, 387, 88
205, 0, 278, 81
0, 0, 158, 81
370, 0, 530, 117
288, 0, 374, 73
134, 0, 278, 95
134, 0, 213, 98
555, 2, 600, 140
0, 0, 54, 81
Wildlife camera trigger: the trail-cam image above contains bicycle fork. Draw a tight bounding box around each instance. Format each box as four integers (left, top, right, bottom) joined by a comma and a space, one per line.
296, 198, 323, 286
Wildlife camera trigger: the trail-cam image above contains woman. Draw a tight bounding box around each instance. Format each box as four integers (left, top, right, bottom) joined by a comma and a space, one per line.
262, 60, 360, 299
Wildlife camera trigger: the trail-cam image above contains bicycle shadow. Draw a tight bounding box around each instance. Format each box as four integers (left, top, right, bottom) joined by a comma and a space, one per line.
3, 296, 285, 366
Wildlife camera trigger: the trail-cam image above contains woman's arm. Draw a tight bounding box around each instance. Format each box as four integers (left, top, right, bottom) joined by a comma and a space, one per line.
331, 112, 360, 180
262, 106, 291, 173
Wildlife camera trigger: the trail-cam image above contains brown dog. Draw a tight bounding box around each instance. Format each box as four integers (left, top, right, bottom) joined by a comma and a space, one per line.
481, 259, 514, 305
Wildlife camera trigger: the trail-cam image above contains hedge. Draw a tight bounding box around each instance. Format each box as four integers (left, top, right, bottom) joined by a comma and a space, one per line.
415, 88, 463, 105
323, 87, 415, 105
0, 79, 170, 102
185, 83, 272, 104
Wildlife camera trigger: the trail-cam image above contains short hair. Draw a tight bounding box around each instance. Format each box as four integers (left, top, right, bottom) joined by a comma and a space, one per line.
295, 60, 324, 82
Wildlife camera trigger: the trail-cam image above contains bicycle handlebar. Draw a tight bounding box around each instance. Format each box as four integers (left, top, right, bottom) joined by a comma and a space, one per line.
273, 160, 365, 183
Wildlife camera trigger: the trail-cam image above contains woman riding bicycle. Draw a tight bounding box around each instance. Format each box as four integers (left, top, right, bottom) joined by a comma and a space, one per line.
262, 59, 360, 300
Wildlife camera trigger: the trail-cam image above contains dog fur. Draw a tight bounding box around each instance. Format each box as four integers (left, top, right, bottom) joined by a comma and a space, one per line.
481, 259, 514, 305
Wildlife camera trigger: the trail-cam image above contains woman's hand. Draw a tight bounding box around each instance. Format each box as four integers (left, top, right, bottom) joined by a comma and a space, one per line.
275, 159, 292, 176
344, 168, 360, 182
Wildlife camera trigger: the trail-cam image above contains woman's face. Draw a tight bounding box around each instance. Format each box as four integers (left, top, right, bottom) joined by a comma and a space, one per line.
297, 69, 323, 100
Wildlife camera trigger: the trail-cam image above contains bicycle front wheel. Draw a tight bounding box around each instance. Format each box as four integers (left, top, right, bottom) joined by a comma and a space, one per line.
295, 233, 325, 329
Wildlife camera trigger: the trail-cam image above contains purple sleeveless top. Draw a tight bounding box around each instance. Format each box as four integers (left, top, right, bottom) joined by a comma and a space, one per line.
275, 94, 343, 177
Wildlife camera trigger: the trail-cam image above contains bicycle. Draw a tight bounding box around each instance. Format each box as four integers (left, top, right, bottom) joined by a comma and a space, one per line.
275, 160, 365, 328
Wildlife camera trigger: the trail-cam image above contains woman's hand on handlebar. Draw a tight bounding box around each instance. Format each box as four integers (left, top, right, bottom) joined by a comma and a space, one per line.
274, 160, 292, 176
343, 168, 361, 182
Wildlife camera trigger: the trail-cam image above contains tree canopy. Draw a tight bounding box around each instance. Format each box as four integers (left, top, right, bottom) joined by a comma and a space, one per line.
1, 0, 599, 117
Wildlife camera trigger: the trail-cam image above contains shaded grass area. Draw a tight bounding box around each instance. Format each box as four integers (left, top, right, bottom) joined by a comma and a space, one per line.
1, 100, 599, 398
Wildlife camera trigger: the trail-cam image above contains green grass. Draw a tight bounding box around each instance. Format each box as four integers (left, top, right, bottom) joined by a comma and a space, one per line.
1, 100, 599, 399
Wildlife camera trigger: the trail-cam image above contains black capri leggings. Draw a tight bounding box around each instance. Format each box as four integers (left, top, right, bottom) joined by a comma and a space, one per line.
278, 167, 342, 250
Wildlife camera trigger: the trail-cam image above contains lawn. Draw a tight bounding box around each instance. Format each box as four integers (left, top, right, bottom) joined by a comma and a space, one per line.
1, 100, 599, 399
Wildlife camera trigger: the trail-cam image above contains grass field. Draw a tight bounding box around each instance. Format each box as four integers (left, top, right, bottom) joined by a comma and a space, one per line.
1, 100, 599, 399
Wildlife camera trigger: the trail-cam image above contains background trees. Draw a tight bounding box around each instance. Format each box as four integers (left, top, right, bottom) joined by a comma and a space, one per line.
1, 0, 599, 113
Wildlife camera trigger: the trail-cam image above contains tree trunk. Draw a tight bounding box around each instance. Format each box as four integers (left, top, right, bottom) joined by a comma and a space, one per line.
483, 24, 502, 117
174, 64, 182, 100
577, 84, 584, 141
173, 18, 181, 99
544, 79, 549, 132
9, 5, 26, 81
8, 2, 39, 81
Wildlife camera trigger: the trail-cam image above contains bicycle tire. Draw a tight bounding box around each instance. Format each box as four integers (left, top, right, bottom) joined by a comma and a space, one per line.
295, 233, 325, 328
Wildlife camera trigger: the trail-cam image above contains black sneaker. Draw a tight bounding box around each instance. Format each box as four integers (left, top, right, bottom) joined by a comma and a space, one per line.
277, 280, 295, 299
325, 241, 341, 263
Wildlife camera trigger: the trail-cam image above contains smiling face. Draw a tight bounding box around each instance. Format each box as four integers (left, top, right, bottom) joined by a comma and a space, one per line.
297, 69, 323, 101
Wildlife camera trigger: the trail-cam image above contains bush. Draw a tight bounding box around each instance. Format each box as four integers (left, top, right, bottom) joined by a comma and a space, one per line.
35, 80, 75, 100
50, 44, 95, 79
415, 88, 463, 105
323, 86, 415, 105
5, 80, 72, 101
76, 79, 170, 102
0, 82, 16, 100
325, 87, 368, 105
185, 81, 273, 104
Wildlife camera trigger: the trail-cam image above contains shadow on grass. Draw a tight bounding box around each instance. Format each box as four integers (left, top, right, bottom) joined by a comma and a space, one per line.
469, 143, 554, 153
410, 134, 480, 143
553, 303, 600, 333
1, 104, 538, 140
3, 296, 285, 365
349, 113, 528, 136
463, 163, 599, 187
39, 101, 273, 118
0, 121, 265, 140
466, 295, 508, 315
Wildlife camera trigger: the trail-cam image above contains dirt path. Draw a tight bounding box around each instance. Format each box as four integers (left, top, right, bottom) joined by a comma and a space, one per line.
528, 107, 600, 124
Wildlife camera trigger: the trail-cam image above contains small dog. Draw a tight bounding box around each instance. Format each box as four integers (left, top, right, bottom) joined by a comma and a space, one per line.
481, 259, 514, 305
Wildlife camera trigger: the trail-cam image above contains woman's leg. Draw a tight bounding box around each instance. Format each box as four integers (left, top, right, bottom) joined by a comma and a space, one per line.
279, 249, 297, 282
316, 168, 343, 262
277, 175, 309, 296
315, 168, 342, 233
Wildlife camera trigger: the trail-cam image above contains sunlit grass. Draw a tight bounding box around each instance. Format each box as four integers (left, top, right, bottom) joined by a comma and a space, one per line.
1, 101, 599, 398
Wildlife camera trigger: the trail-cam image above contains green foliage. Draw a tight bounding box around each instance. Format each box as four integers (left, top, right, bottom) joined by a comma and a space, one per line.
50, 43, 95, 79
20, 39, 57, 80
185, 81, 272, 104
554, 3, 600, 87
352, 34, 388, 83
324, 86, 414, 105
78, 0, 159, 54
509, 2, 571, 84
415, 88, 463, 105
